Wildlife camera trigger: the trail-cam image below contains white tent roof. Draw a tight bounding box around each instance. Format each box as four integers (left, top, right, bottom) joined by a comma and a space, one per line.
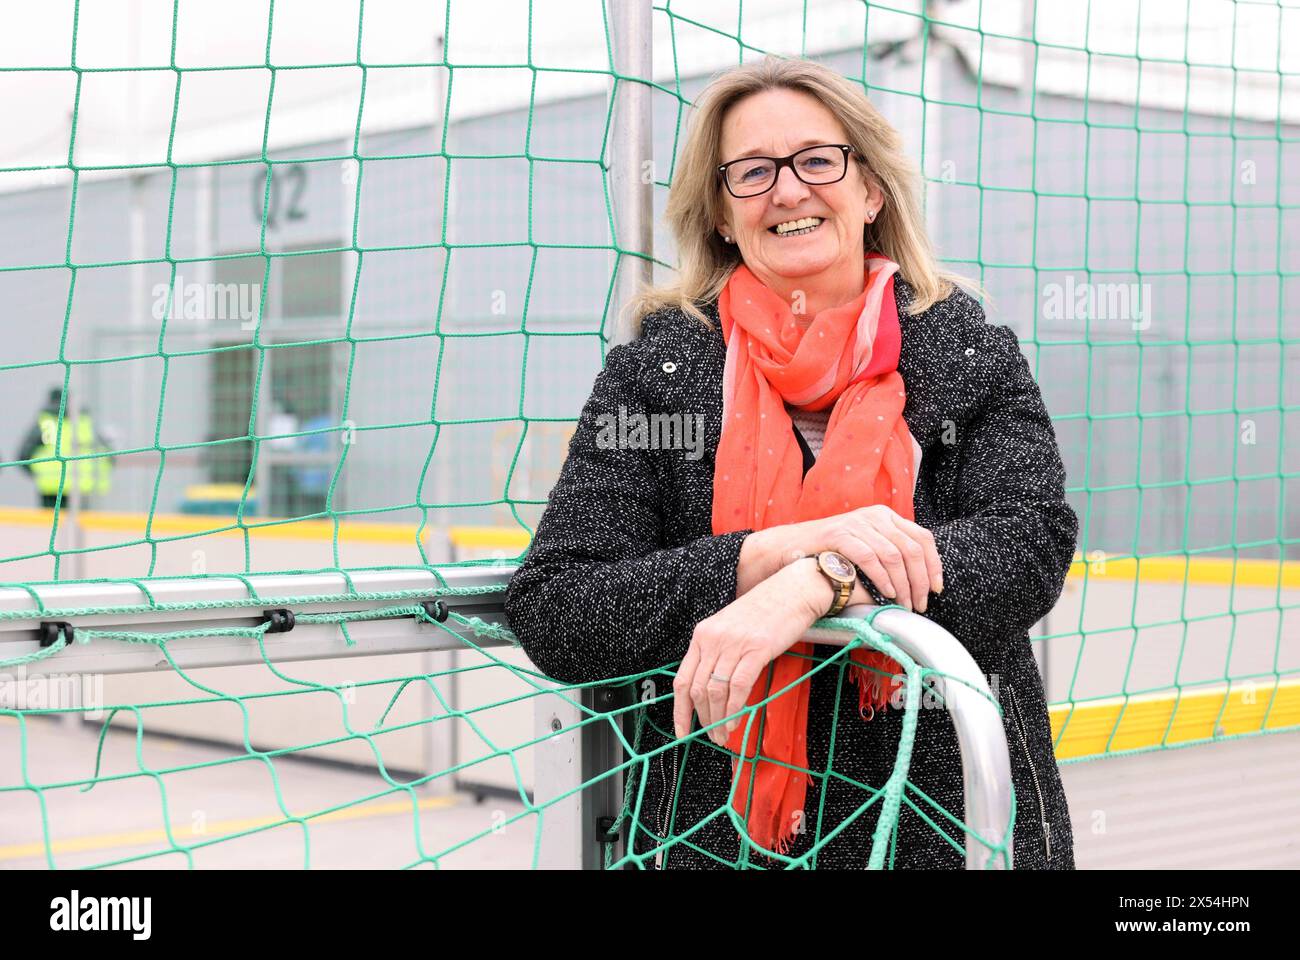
1, 0, 1295, 194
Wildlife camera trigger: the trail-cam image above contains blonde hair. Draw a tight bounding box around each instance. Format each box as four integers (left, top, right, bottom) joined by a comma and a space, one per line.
623, 54, 989, 335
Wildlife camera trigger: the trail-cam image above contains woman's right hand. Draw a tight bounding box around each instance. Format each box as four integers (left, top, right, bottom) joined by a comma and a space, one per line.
673, 557, 833, 744
769, 505, 944, 613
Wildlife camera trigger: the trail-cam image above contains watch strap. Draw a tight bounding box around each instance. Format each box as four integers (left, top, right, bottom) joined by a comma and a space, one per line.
817, 551, 855, 618
825, 577, 853, 617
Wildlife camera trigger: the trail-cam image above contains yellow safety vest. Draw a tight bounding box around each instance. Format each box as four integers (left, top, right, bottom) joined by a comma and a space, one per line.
30, 412, 112, 496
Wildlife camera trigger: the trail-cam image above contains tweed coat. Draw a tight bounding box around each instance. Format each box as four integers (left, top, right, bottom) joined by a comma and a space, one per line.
503, 275, 1079, 870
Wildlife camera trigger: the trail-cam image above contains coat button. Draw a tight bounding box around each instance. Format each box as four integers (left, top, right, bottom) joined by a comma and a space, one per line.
661, 361, 677, 373
964, 347, 975, 356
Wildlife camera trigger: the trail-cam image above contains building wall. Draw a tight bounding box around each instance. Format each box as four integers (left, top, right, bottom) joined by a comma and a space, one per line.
0, 44, 1294, 562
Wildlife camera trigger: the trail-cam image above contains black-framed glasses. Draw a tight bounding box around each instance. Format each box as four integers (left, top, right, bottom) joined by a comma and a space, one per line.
717, 143, 857, 198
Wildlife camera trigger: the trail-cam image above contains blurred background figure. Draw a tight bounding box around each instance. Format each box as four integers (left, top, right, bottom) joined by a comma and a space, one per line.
18, 386, 115, 509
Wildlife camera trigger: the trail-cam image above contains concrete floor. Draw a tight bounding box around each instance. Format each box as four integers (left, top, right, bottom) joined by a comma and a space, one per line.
1060, 728, 1300, 869
0, 713, 537, 870
4, 711, 1298, 869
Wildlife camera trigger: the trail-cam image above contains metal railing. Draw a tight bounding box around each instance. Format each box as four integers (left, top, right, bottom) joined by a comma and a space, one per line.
537, 600, 1014, 869
809, 604, 1014, 869
0, 570, 1012, 869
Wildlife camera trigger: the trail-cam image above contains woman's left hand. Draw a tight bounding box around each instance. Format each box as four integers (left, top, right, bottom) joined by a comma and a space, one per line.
776, 505, 943, 613
672, 557, 830, 745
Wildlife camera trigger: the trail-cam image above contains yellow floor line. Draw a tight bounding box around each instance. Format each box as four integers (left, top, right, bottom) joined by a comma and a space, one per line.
1050, 677, 1300, 759
0, 507, 1294, 583
1067, 553, 1300, 589
0, 792, 462, 862
0, 506, 534, 550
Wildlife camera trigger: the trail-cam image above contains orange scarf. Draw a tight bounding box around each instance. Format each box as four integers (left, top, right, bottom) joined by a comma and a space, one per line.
712, 252, 915, 857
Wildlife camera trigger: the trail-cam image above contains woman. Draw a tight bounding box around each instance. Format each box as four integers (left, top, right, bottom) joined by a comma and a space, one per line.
504, 55, 1077, 869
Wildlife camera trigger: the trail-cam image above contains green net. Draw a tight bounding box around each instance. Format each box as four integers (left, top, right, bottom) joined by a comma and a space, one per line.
0, 0, 1296, 869
3, 595, 1009, 869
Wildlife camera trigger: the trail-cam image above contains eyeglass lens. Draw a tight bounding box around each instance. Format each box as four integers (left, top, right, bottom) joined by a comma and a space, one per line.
725, 145, 846, 196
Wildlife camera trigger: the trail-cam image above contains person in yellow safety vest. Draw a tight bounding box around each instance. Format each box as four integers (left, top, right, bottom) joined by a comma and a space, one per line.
18, 387, 114, 509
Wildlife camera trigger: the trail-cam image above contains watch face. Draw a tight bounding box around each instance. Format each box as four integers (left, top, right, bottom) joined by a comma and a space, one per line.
821, 552, 852, 579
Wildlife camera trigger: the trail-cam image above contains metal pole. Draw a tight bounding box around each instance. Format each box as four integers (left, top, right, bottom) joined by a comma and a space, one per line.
60, 127, 86, 586
530, 601, 1014, 870
62, 387, 84, 732
534, 684, 629, 869
127, 0, 144, 516
422, 31, 454, 798
252, 235, 275, 518
534, 686, 584, 867
431, 31, 452, 538
921, 0, 944, 248
423, 526, 458, 800
606, 0, 654, 349
130, 173, 147, 510
804, 604, 1015, 869
2, 567, 519, 676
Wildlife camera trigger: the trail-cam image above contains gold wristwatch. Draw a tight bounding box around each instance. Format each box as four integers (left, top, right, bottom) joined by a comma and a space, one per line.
815, 550, 856, 617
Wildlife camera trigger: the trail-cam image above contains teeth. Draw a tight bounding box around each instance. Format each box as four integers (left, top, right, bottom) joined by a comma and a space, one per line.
774, 217, 823, 234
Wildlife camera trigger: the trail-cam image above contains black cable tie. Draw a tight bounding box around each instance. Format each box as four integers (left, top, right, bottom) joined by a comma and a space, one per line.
261, 608, 296, 633
595, 815, 620, 845
421, 599, 449, 623
38, 621, 74, 648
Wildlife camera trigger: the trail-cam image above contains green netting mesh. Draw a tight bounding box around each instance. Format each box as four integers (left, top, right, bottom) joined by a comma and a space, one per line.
0, 0, 1296, 869
2, 594, 1009, 869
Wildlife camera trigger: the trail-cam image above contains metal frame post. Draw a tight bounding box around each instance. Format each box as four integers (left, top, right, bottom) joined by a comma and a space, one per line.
606, 0, 654, 348
805, 604, 1015, 869
534, 683, 630, 869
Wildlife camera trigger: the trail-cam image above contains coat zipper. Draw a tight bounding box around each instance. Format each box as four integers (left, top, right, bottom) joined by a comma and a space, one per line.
654, 742, 679, 870
1007, 682, 1051, 865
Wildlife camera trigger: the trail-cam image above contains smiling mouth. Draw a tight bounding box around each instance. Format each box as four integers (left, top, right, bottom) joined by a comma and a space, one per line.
769, 218, 824, 238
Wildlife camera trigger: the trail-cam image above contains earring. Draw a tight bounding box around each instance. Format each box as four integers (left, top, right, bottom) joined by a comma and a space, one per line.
723, 235, 732, 243
867, 210, 876, 222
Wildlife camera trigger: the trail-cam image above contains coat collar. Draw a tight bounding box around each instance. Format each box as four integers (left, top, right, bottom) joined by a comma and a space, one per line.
671, 275, 970, 451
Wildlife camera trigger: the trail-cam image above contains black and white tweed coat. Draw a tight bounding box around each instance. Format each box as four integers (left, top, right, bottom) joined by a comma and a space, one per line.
504, 276, 1078, 870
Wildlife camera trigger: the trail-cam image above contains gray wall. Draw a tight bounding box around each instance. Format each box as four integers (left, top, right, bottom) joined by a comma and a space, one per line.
922, 49, 1298, 563
0, 43, 1294, 561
